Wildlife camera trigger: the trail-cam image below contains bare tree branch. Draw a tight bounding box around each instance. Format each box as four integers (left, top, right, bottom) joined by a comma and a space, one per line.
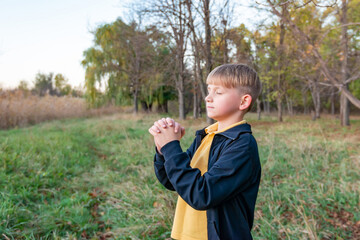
318, 82, 342, 87
320, 22, 360, 44
311, 0, 338, 8
345, 72, 360, 84
294, 0, 313, 9
265, 0, 360, 109
255, 0, 336, 8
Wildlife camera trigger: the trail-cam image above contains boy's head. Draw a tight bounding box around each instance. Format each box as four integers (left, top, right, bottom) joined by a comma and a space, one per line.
206, 64, 261, 113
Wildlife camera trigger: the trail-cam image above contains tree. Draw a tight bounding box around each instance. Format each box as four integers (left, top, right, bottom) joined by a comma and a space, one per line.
82, 19, 149, 111
82, 19, 175, 112
264, 0, 360, 126
54, 74, 72, 96
339, 0, 350, 125
17, 80, 30, 92
203, 0, 213, 79
185, 0, 205, 119
143, 0, 190, 120
33, 72, 54, 96
185, 0, 232, 122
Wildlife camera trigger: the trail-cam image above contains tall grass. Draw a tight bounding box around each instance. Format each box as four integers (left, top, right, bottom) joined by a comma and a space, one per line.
0, 90, 125, 130
0, 113, 359, 239
252, 116, 360, 239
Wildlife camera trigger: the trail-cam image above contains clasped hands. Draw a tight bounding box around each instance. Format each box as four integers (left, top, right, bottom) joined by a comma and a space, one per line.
148, 117, 185, 154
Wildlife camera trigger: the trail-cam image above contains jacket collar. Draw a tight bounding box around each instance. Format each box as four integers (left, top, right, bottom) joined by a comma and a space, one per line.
196, 123, 252, 140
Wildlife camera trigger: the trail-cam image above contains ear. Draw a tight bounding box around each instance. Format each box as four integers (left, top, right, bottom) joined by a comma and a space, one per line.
239, 94, 252, 111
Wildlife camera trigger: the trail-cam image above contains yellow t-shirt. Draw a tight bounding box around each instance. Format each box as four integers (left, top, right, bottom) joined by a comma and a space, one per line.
171, 120, 247, 240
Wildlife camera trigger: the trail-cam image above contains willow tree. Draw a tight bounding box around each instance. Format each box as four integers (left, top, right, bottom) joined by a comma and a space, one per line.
82, 19, 132, 107
82, 19, 172, 113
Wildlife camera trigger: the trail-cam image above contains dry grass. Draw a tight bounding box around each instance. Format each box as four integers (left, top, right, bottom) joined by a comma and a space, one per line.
0, 89, 127, 129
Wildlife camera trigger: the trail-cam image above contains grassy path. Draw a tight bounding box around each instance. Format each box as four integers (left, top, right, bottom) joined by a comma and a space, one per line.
0, 114, 359, 239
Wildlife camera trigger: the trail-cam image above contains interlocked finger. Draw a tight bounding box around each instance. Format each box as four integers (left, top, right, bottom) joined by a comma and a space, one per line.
162, 118, 169, 128
174, 122, 180, 133
166, 117, 175, 127
157, 119, 168, 128
151, 124, 161, 134
180, 127, 185, 138
148, 127, 158, 136
154, 120, 163, 129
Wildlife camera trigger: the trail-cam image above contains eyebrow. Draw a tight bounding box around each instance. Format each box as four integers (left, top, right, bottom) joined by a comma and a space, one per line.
207, 85, 222, 90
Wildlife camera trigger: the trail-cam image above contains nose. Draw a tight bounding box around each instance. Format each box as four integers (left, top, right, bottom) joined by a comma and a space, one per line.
205, 93, 212, 102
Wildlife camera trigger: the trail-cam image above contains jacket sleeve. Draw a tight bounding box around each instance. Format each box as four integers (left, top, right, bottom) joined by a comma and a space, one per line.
154, 149, 175, 191
161, 135, 259, 210
153, 138, 197, 191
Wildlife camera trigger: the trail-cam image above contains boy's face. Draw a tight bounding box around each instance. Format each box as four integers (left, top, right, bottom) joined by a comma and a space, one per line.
205, 83, 245, 122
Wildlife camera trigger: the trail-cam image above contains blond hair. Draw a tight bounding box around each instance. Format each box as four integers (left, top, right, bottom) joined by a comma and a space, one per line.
206, 64, 262, 112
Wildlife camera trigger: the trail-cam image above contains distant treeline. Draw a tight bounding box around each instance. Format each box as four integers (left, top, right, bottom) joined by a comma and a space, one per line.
15, 72, 83, 98
81, 0, 360, 125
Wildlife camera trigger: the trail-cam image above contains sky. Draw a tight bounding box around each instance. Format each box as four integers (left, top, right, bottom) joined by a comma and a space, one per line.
0, 0, 261, 90
0, 0, 130, 89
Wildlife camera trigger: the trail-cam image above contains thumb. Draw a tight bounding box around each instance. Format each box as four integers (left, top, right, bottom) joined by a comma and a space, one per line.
181, 127, 185, 138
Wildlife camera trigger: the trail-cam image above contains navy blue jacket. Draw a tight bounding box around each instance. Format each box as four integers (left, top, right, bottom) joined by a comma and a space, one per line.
154, 123, 261, 240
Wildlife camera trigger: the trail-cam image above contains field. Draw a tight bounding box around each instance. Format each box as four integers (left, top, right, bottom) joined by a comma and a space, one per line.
0, 90, 125, 130
0, 113, 359, 239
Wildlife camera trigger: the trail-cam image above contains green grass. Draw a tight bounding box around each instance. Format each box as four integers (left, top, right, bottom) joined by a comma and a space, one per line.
0, 113, 359, 239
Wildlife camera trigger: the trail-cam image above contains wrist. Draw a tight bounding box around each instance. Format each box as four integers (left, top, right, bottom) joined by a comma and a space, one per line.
161, 140, 182, 159
156, 146, 163, 155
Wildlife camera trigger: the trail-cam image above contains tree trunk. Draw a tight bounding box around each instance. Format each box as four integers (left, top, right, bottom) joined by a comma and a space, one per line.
204, 0, 212, 76
340, 86, 350, 125
277, 97, 283, 122
173, 52, 185, 120
340, 0, 350, 126
197, 91, 202, 117
193, 79, 199, 119
157, 101, 168, 113
176, 63, 186, 120
262, 84, 270, 114
276, 3, 286, 122
223, 21, 229, 64
203, 0, 214, 124
263, 99, 270, 114
190, 37, 200, 119
285, 95, 294, 115
257, 98, 261, 120
133, 90, 138, 114
309, 80, 321, 119
178, 88, 185, 120
186, 0, 208, 120
315, 88, 320, 119
178, 1, 186, 121
302, 90, 308, 114
330, 87, 335, 115
141, 101, 152, 112
262, 98, 267, 114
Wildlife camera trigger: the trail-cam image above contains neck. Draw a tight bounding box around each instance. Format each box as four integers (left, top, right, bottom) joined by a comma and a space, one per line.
217, 116, 244, 131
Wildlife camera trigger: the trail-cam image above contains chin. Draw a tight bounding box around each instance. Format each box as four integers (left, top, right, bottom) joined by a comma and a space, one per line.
207, 114, 217, 120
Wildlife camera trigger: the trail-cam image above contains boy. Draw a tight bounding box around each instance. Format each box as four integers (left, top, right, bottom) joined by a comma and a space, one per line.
148, 64, 262, 240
